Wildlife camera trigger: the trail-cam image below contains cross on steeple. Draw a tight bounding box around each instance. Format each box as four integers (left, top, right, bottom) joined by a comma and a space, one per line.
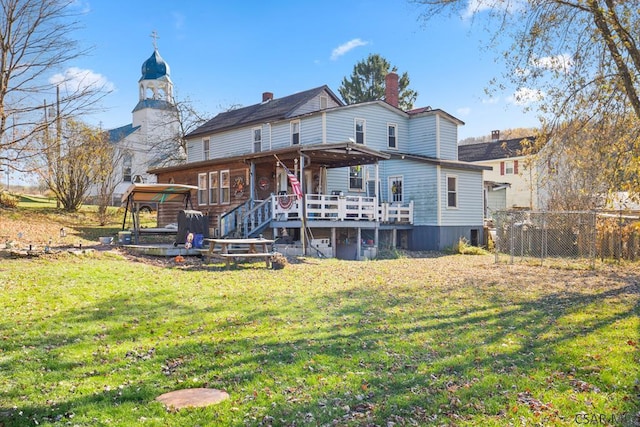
150, 30, 159, 49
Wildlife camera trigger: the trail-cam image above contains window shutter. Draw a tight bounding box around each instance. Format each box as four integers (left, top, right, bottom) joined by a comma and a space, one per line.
500, 161, 505, 175
514, 160, 519, 174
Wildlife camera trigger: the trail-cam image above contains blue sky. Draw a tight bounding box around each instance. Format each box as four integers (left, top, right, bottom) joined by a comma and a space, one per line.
68, 0, 541, 141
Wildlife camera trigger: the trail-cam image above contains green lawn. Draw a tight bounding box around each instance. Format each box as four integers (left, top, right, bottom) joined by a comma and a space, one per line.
0, 251, 638, 426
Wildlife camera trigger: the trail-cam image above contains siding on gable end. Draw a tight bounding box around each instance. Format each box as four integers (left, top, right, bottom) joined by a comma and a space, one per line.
291, 91, 342, 115
408, 116, 437, 157
439, 167, 484, 226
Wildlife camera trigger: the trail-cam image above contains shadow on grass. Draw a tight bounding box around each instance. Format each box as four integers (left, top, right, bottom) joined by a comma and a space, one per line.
1, 261, 638, 426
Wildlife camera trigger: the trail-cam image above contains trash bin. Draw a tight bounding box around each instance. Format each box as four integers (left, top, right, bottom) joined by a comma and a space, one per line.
118, 231, 132, 245
175, 210, 209, 245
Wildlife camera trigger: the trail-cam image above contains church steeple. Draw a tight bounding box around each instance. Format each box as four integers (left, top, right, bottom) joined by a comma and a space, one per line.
136, 31, 174, 108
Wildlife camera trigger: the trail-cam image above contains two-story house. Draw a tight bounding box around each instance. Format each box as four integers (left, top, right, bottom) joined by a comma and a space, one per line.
149, 74, 489, 259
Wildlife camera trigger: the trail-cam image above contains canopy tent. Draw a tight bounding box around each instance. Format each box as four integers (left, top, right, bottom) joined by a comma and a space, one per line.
121, 183, 198, 243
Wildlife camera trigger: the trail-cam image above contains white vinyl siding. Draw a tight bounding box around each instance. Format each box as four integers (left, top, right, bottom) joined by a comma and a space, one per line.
440, 168, 485, 226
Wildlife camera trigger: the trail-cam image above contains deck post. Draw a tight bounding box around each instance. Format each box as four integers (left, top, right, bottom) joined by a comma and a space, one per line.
356, 227, 362, 261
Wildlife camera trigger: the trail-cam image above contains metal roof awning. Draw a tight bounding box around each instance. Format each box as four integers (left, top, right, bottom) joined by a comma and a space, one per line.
121, 184, 199, 241
121, 183, 199, 204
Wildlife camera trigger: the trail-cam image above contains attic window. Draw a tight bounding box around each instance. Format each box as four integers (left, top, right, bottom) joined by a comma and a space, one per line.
320, 96, 328, 109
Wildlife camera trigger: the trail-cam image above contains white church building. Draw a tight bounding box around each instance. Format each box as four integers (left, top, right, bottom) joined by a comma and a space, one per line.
91, 42, 180, 207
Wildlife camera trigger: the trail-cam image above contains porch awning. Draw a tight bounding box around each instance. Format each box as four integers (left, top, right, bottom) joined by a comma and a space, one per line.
120, 183, 198, 204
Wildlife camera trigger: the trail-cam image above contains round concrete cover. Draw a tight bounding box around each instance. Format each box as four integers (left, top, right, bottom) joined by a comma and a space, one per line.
156, 388, 229, 409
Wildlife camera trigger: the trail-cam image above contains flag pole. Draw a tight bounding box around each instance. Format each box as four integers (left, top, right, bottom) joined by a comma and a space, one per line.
274, 154, 306, 255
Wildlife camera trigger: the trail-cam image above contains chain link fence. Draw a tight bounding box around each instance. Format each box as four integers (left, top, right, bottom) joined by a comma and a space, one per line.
491, 210, 640, 267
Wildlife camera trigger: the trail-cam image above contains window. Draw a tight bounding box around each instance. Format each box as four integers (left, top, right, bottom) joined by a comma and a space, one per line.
198, 173, 208, 205
209, 171, 219, 204
122, 153, 132, 182
253, 127, 262, 152
349, 165, 364, 191
389, 176, 403, 203
388, 124, 397, 149
291, 121, 300, 145
203, 138, 210, 160
447, 175, 458, 208
220, 170, 230, 204
355, 118, 365, 144
320, 96, 328, 109
500, 160, 519, 175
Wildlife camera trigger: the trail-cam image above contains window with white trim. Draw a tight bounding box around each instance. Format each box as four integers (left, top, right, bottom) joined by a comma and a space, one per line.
220, 170, 230, 204
291, 121, 300, 145
447, 175, 458, 208
209, 171, 219, 204
388, 123, 397, 149
355, 118, 365, 144
198, 173, 208, 205
203, 138, 210, 160
320, 96, 328, 109
253, 127, 262, 152
389, 176, 403, 202
349, 165, 364, 191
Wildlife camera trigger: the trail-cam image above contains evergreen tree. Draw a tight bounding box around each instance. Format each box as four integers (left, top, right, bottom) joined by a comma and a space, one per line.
338, 54, 418, 110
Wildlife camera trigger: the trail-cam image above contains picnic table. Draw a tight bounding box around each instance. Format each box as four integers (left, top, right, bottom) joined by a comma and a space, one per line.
201, 237, 275, 268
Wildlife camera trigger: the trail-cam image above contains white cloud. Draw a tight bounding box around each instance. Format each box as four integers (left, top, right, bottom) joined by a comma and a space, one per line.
482, 97, 499, 105
330, 38, 368, 61
49, 67, 115, 94
530, 54, 573, 74
173, 12, 185, 29
508, 87, 544, 105
457, 107, 471, 116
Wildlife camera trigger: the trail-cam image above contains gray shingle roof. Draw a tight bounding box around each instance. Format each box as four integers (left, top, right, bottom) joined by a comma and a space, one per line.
186, 85, 342, 138
457, 137, 534, 162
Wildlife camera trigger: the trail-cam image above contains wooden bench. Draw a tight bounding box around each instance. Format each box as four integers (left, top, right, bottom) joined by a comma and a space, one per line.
216, 252, 275, 268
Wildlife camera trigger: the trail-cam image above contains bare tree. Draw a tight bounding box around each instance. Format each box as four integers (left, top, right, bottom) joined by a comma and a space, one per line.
415, 0, 640, 200
0, 0, 109, 173
37, 119, 105, 212
145, 96, 210, 168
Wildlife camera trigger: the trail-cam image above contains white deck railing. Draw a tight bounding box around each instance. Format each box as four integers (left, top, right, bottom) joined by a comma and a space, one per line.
272, 194, 413, 223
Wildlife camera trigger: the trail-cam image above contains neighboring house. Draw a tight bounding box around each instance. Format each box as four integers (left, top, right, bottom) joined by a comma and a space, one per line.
88, 44, 179, 209
149, 73, 489, 258
458, 133, 542, 215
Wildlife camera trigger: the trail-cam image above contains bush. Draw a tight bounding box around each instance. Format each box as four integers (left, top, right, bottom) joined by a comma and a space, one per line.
448, 237, 489, 255
0, 191, 18, 208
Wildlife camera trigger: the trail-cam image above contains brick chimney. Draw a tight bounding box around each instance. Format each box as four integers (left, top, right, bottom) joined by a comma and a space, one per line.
491, 130, 500, 141
385, 72, 399, 108
262, 92, 273, 102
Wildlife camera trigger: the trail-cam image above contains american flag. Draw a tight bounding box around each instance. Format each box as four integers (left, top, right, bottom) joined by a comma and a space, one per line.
284, 165, 303, 199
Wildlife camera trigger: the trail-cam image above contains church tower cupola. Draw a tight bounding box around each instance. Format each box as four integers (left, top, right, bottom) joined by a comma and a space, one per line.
135, 31, 174, 109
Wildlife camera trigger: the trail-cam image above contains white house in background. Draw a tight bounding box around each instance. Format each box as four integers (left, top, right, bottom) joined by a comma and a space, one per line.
88, 43, 179, 208
458, 132, 541, 214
